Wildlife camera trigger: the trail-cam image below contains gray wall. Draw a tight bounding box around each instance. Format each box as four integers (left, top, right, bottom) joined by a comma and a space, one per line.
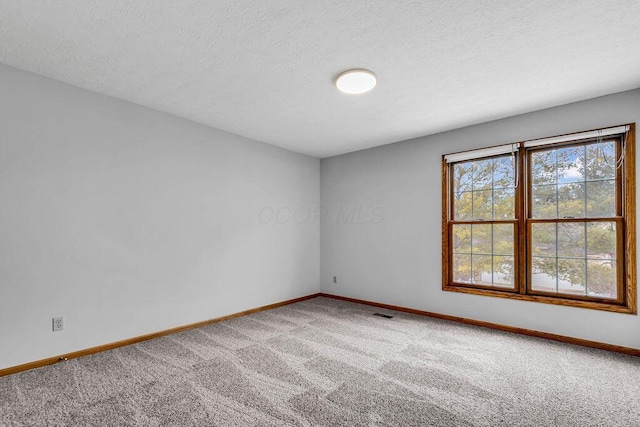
2, 62, 637, 371
321, 89, 640, 349
0, 64, 320, 370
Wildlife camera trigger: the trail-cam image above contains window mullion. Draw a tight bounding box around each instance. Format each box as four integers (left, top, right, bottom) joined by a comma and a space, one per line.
583, 145, 588, 297
518, 145, 527, 295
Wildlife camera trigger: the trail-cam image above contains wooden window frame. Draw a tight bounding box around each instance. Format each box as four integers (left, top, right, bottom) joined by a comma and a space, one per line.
442, 124, 637, 314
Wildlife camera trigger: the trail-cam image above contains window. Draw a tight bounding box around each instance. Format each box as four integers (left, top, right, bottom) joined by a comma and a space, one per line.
442, 124, 636, 313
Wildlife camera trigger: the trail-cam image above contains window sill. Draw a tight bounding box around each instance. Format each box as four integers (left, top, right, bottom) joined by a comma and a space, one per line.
442, 284, 637, 314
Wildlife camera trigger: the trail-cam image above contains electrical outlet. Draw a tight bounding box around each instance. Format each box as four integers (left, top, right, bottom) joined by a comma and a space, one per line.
333, 276, 337, 284
52, 317, 64, 332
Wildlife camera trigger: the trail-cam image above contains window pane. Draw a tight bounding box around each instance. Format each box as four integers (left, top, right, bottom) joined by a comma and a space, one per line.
557, 182, 585, 218
452, 224, 471, 253
557, 223, 585, 258
493, 224, 514, 256
587, 260, 617, 299
557, 258, 586, 295
493, 156, 515, 188
531, 221, 619, 299
453, 253, 471, 283
452, 223, 515, 288
586, 222, 617, 259
532, 142, 618, 221
471, 224, 492, 254
472, 159, 493, 190
453, 155, 515, 221
453, 162, 473, 192
586, 142, 615, 180
531, 223, 556, 256
471, 254, 492, 285
454, 191, 472, 220
493, 256, 514, 287
531, 256, 557, 293
531, 184, 557, 219
472, 189, 492, 220
494, 188, 515, 219
557, 146, 584, 184
586, 222, 617, 299
586, 180, 615, 217
531, 150, 556, 185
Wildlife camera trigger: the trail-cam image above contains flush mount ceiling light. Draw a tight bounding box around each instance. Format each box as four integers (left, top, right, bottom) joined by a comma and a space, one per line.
335, 69, 377, 94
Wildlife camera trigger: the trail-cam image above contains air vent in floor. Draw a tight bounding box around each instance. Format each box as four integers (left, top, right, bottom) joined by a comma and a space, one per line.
373, 313, 393, 319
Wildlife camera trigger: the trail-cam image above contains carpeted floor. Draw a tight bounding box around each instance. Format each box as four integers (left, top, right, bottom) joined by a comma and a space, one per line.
0, 296, 639, 426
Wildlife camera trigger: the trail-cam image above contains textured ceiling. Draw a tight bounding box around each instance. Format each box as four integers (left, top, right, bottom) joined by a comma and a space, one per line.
1, 1, 640, 158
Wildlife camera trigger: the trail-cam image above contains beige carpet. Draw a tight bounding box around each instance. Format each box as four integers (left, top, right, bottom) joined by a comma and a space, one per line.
0, 296, 639, 426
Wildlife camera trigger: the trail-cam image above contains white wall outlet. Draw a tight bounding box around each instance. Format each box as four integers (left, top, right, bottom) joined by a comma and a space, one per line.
333, 276, 337, 284
52, 317, 64, 332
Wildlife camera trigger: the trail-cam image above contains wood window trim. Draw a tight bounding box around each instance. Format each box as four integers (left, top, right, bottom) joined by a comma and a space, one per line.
442, 124, 637, 315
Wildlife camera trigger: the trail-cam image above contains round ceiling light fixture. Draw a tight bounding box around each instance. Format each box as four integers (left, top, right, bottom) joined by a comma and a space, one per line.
335, 69, 377, 94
